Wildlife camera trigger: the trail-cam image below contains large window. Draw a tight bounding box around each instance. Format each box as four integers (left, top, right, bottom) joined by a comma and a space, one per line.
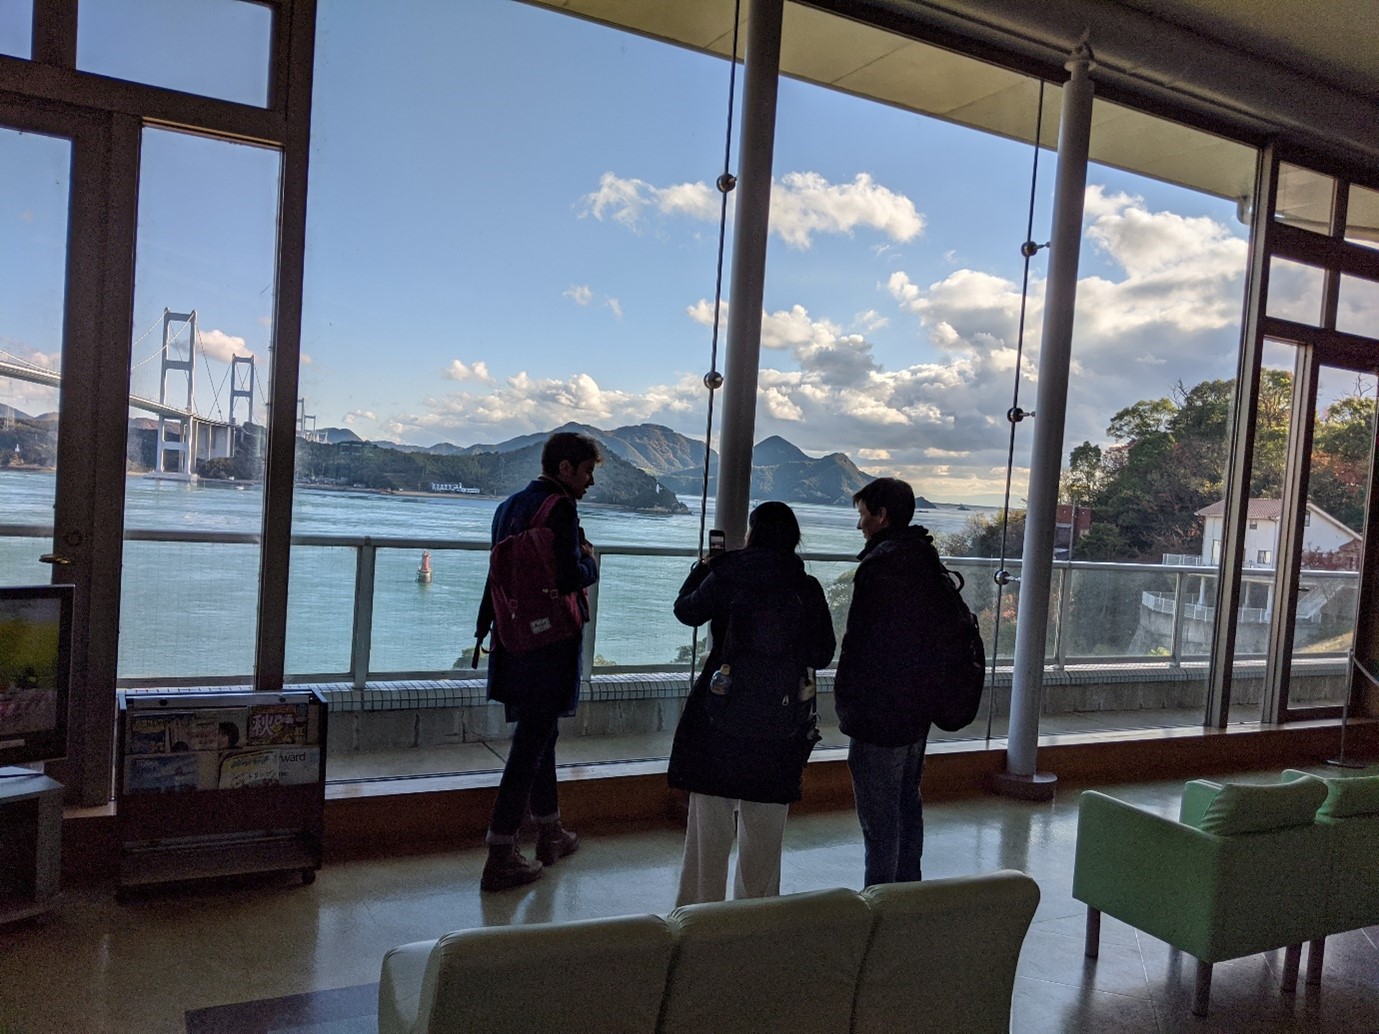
289, 0, 1263, 781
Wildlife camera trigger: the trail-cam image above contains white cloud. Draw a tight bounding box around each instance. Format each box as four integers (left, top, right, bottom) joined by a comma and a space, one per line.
563, 285, 593, 306
300, 352, 314, 366
606, 298, 623, 319
198, 328, 254, 364
343, 409, 376, 426
770, 172, 924, 249
578, 172, 717, 230
855, 309, 889, 333
443, 359, 492, 383
580, 170, 923, 249
385, 184, 1257, 505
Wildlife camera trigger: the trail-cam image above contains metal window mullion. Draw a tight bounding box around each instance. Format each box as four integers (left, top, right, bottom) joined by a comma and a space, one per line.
1208, 144, 1278, 730
31, 0, 76, 67
0, 57, 285, 146
254, 0, 316, 692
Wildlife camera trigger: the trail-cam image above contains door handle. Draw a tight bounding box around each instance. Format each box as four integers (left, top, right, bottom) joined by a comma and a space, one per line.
39, 554, 74, 566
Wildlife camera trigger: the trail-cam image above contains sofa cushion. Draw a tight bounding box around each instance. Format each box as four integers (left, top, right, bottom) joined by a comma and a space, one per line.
1196, 778, 1326, 836
857, 871, 1038, 1034
660, 887, 873, 1034
1317, 774, 1379, 818
388, 913, 675, 1034
1283, 769, 1379, 819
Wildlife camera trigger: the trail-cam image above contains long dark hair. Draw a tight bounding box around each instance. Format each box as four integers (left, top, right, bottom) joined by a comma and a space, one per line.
745, 501, 802, 553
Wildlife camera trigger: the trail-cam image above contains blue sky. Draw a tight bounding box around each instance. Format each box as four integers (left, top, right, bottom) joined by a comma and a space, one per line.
1, 0, 1279, 504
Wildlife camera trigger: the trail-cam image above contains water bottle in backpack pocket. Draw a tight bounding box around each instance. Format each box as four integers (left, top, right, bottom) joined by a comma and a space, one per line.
704, 585, 813, 740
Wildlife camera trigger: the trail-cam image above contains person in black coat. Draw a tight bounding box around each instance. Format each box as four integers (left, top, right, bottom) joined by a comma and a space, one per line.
668, 501, 836, 904
473, 432, 601, 892
834, 476, 944, 886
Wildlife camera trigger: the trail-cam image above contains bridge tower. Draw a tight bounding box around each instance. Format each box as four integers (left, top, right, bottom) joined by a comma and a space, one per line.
229, 355, 254, 427
228, 354, 255, 460
154, 309, 197, 480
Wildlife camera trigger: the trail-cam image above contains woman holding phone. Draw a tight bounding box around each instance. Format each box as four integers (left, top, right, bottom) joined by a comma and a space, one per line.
667, 501, 836, 904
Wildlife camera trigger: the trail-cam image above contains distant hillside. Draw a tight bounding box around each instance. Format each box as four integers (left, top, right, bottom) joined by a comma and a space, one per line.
348, 422, 937, 509
293, 434, 687, 514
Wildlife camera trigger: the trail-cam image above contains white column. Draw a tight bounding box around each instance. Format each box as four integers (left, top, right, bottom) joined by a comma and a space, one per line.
996, 46, 1095, 798
714, 0, 783, 549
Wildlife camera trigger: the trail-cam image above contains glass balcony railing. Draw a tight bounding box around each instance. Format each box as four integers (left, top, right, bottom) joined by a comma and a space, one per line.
2, 523, 1358, 685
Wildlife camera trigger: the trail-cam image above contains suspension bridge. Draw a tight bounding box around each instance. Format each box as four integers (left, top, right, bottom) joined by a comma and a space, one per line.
0, 309, 259, 480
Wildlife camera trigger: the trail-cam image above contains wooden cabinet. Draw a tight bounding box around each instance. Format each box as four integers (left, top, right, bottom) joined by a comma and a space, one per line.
0, 769, 62, 924
115, 690, 326, 892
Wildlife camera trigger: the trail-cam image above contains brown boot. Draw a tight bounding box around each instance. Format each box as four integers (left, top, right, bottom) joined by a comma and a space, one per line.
481, 843, 543, 892
536, 822, 579, 867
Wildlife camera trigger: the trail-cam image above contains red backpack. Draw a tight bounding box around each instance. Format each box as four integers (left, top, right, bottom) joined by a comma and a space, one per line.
487, 493, 585, 653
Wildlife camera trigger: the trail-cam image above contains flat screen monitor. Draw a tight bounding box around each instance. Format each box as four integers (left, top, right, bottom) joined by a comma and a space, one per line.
0, 584, 74, 768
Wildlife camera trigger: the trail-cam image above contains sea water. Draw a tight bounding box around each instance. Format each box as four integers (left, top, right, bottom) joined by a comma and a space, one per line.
0, 470, 994, 680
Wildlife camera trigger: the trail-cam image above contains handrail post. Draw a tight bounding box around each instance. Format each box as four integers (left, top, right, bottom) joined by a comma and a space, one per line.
1054, 563, 1071, 669
1170, 569, 1187, 667
582, 547, 600, 687
351, 540, 376, 691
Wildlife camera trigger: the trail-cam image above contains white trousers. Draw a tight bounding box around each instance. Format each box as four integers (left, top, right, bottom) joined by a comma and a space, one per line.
675, 792, 789, 906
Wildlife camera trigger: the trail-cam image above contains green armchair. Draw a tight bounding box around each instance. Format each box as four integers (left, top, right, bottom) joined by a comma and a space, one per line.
1073, 776, 1330, 1016
1281, 769, 1379, 985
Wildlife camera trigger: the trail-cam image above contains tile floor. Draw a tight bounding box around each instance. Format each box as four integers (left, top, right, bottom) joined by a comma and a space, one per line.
1, 768, 1376, 1033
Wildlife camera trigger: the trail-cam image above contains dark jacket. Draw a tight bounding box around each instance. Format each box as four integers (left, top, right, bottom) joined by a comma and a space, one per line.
833, 524, 946, 748
476, 477, 599, 719
667, 547, 837, 804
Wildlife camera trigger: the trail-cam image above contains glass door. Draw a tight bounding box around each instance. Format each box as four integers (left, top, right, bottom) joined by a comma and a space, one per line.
1275, 353, 1376, 716
0, 122, 70, 582
0, 100, 135, 803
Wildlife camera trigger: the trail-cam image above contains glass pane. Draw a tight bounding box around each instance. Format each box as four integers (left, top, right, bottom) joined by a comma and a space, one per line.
1285, 364, 1372, 710
1266, 257, 1326, 325
0, 3, 31, 58
121, 126, 279, 683
0, 126, 69, 585
1274, 162, 1336, 235
1346, 183, 1379, 251
368, 545, 489, 674
1337, 274, 1379, 338
284, 543, 354, 677
77, 0, 271, 107
1229, 339, 1297, 722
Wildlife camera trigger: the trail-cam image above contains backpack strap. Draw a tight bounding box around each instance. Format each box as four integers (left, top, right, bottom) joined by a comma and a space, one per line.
527, 490, 566, 530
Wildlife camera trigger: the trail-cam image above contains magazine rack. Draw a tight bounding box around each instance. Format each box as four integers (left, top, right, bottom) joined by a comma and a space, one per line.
115, 689, 327, 895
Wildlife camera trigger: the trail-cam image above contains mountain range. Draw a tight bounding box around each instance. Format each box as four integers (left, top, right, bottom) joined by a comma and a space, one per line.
340, 421, 932, 509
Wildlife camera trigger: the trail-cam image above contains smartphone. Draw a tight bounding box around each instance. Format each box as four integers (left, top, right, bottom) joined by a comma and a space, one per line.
708, 529, 727, 555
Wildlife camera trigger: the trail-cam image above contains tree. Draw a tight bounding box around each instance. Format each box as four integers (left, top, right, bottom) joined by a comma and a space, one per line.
1062, 442, 1103, 508
937, 510, 1025, 561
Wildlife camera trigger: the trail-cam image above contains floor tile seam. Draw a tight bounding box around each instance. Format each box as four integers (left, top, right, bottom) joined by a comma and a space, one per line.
1028, 922, 1146, 959
1012, 971, 1158, 1004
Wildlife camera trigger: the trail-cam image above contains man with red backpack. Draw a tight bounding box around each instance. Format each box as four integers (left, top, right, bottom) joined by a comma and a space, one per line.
474, 432, 601, 892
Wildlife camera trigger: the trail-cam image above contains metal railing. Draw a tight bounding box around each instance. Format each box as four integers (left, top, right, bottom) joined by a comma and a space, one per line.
0, 524, 1361, 687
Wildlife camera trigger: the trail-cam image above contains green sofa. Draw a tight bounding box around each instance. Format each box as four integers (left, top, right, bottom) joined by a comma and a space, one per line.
378, 869, 1040, 1034
1073, 775, 1331, 1016
1281, 769, 1379, 984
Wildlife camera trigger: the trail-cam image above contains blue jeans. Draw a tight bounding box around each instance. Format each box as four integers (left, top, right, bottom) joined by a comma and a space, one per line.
847, 728, 930, 886
487, 711, 561, 842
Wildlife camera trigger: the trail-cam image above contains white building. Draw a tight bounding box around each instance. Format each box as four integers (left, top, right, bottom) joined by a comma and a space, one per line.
1195, 499, 1360, 569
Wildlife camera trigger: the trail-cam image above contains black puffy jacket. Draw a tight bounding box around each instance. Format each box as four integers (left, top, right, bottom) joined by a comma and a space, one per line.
833, 524, 948, 748
667, 546, 836, 804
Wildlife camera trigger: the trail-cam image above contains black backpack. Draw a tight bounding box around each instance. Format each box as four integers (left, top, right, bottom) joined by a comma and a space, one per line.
917, 561, 987, 733
706, 580, 814, 741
